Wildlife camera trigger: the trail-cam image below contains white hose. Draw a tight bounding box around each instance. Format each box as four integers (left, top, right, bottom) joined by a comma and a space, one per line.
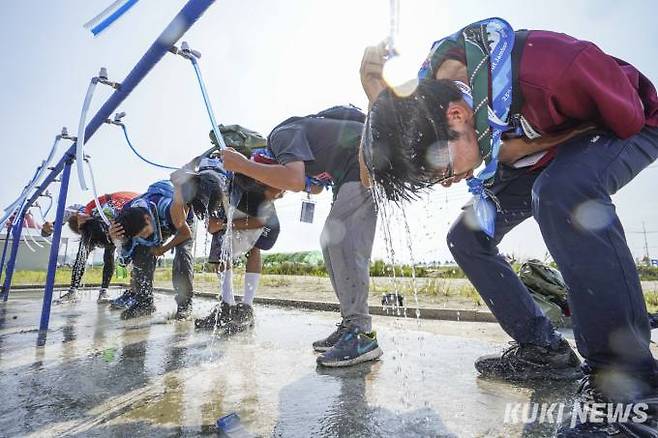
22, 231, 35, 253
83, 0, 125, 28
26, 226, 43, 248
86, 158, 111, 226
76, 79, 98, 191
0, 136, 61, 229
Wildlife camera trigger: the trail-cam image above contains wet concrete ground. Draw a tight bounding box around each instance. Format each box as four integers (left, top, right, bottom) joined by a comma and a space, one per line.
0, 288, 595, 437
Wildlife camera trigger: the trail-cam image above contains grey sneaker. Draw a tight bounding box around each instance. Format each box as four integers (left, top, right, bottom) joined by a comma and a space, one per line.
313, 321, 349, 352
97, 288, 109, 303
58, 288, 79, 303
316, 327, 383, 368
475, 338, 582, 381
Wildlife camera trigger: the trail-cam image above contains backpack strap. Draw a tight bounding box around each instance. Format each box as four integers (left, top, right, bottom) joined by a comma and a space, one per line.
510, 30, 529, 116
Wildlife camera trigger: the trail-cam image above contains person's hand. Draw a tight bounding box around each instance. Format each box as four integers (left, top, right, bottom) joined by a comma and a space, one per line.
220, 147, 250, 173
41, 221, 54, 237
108, 220, 125, 241
207, 218, 225, 233
360, 41, 389, 104
150, 246, 166, 257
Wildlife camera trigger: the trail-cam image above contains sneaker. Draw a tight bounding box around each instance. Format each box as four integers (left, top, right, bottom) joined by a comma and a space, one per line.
475, 338, 582, 381
110, 289, 136, 310
556, 373, 658, 437
97, 288, 109, 303
58, 288, 78, 303
120, 299, 156, 320
225, 303, 255, 334
174, 301, 193, 320
316, 327, 383, 367
313, 321, 349, 352
194, 302, 233, 330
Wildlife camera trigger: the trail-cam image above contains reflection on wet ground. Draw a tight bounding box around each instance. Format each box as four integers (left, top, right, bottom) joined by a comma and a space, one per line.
0, 289, 582, 437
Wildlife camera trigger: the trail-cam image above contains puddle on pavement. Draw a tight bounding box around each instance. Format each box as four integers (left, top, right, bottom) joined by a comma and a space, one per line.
0, 289, 578, 437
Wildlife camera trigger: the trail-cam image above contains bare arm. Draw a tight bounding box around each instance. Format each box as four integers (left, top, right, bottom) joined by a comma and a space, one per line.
208, 216, 265, 233
499, 124, 597, 165
154, 223, 192, 256
152, 188, 192, 256
358, 139, 372, 188
360, 42, 389, 108
221, 148, 306, 192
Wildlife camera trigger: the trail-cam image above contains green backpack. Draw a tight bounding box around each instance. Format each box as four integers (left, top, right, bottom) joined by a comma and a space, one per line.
518, 259, 571, 328
208, 124, 267, 158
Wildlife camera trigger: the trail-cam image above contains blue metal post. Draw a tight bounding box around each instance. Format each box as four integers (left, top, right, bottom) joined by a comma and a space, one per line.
37, 158, 72, 346
2, 214, 26, 301
0, 229, 11, 284
0, 0, 216, 302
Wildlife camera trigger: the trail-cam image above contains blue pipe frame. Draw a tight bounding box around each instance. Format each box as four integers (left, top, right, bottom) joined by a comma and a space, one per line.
1, 0, 216, 345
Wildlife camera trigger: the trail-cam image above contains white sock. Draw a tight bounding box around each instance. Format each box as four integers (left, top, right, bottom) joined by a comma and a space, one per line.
243, 272, 260, 306
219, 270, 235, 305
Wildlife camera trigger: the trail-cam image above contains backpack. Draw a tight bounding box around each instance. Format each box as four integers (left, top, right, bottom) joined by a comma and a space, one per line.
518, 259, 571, 328
209, 124, 267, 158
145, 180, 175, 198
267, 104, 366, 144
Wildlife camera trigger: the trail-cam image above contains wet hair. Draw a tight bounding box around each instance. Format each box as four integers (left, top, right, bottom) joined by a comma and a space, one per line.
180, 170, 225, 219
364, 79, 462, 201
115, 207, 150, 239
67, 215, 80, 234
232, 173, 267, 195
79, 217, 111, 247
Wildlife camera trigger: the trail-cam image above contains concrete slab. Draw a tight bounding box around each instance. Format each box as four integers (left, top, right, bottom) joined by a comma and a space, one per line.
0, 289, 596, 437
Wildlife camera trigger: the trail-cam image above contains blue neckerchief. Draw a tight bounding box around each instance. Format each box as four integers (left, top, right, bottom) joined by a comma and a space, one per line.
467, 19, 515, 238
119, 198, 163, 263
420, 18, 515, 238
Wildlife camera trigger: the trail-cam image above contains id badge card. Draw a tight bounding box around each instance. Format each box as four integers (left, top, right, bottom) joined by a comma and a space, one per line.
300, 197, 315, 223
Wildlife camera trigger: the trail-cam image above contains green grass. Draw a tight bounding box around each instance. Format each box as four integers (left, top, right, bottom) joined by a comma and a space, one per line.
9, 267, 129, 286
9, 262, 658, 312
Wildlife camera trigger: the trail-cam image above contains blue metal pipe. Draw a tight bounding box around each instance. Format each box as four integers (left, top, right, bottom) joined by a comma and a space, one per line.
2, 214, 26, 300
37, 158, 73, 346
0, 0, 216, 300
0, 229, 11, 284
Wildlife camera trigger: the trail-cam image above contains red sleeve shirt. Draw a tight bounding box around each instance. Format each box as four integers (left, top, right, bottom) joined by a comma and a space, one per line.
519, 30, 658, 139
83, 191, 140, 216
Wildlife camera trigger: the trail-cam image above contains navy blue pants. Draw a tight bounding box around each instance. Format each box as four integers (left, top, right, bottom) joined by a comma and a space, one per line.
448, 127, 658, 376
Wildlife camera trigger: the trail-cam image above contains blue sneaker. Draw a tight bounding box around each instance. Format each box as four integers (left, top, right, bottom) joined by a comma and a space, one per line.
109, 289, 136, 310
316, 327, 382, 367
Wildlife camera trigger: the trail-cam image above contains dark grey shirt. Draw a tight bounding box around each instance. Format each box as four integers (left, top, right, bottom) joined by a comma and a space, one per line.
268, 118, 363, 191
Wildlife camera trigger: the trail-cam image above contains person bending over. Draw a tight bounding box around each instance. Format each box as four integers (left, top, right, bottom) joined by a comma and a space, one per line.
195, 173, 283, 333
110, 171, 224, 320
221, 106, 382, 368
360, 18, 658, 435
51, 192, 138, 302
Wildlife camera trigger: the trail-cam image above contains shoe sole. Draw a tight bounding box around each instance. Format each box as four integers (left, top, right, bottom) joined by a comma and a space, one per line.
224, 320, 255, 335
475, 365, 583, 381
120, 307, 156, 320
318, 347, 383, 368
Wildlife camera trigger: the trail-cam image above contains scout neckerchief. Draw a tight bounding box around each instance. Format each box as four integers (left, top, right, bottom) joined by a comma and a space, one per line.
419, 17, 515, 238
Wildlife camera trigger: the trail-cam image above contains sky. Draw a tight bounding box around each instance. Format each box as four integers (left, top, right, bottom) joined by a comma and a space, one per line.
1, 0, 658, 265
